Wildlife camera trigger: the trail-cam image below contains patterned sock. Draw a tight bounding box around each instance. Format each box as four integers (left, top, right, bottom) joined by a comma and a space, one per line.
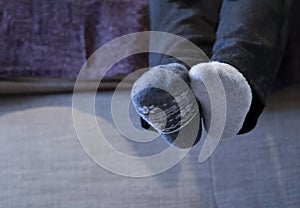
131, 63, 201, 148
189, 61, 252, 139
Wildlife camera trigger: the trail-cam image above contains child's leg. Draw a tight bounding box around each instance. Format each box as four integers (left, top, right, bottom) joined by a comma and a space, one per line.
131, 0, 221, 147
190, 0, 292, 137
149, 0, 222, 66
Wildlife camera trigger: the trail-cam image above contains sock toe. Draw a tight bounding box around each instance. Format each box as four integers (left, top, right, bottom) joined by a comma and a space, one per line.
189, 61, 252, 139
131, 63, 201, 148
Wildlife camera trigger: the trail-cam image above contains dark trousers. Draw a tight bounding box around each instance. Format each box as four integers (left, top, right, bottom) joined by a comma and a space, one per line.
149, 0, 293, 133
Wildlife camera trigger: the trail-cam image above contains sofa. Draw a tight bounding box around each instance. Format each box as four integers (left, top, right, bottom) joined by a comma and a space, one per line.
0, 1, 299, 207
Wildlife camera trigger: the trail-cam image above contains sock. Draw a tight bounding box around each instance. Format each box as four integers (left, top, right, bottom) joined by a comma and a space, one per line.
189, 61, 252, 139
131, 63, 201, 148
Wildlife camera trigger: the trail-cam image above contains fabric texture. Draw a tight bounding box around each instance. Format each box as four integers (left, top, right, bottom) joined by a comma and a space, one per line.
0, 88, 300, 207
0, 0, 149, 79
131, 63, 201, 148
148, 0, 295, 134
189, 61, 252, 139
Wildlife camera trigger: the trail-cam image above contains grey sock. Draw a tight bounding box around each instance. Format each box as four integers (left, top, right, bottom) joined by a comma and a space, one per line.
131, 63, 201, 148
189, 61, 252, 139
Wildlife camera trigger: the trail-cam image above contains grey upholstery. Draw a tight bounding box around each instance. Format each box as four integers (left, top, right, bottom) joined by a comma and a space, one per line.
0, 85, 299, 208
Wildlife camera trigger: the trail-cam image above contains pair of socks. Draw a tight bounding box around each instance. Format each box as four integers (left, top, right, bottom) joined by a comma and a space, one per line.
131, 62, 252, 148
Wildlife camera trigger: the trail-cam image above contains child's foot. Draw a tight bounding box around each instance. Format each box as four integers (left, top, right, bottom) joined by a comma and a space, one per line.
131, 63, 201, 148
189, 61, 252, 138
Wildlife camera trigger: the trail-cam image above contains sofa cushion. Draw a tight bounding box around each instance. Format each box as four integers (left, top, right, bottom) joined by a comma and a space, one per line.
0, 0, 149, 80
